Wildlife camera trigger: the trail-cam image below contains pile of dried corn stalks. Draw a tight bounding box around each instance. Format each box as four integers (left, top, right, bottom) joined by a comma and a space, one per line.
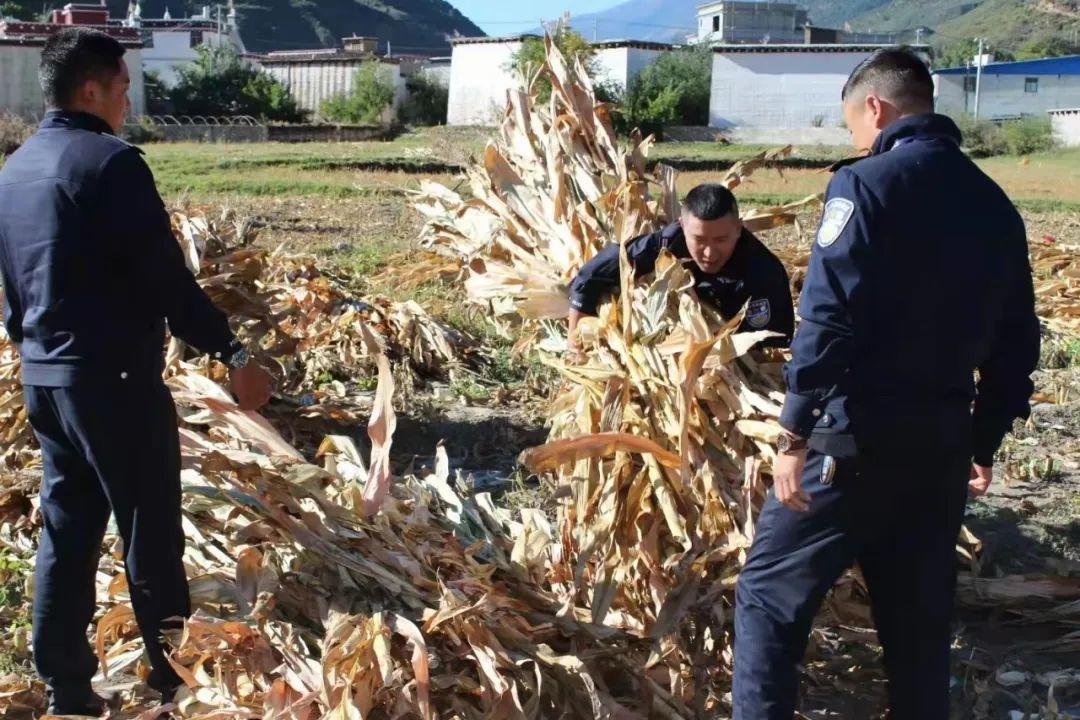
412, 35, 822, 712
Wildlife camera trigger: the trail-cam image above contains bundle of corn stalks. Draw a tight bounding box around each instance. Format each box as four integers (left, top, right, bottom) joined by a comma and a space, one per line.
0, 208, 481, 470
1030, 240, 1080, 336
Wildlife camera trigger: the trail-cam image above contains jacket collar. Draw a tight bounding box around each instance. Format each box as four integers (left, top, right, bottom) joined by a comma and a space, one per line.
39, 110, 115, 135
871, 113, 962, 155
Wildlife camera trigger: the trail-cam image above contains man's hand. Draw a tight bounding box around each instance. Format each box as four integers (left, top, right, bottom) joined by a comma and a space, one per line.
773, 450, 810, 512
230, 363, 274, 411
968, 463, 993, 498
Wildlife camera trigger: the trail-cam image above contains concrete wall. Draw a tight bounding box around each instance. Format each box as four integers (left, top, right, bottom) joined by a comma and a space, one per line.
1051, 110, 1080, 147
263, 60, 404, 122
447, 40, 522, 126
934, 74, 970, 115
697, 1, 806, 44
0, 45, 146, 121
935, 73, 1080, 119
710, 50, 873, 131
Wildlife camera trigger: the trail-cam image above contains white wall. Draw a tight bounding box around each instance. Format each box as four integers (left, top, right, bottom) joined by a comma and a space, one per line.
0, 45, 145, 121
934, 73, 970, 115
1051, 110, 1080, 147
710, 50, 874, 131
263, 61, 404, 121
447, 40, 522, 126
143, 28, 231, 87
935, 73, 1080, 120
593, 46, 670, 91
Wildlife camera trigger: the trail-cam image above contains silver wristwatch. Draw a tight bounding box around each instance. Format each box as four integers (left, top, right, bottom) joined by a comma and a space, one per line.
225, 346, 251, 370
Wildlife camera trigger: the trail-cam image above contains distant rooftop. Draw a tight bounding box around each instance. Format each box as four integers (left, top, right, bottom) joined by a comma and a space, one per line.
449, 34, 540, 46
712, 43, 928, 53
934, 55, 1080, 76
590, 39, 675, 51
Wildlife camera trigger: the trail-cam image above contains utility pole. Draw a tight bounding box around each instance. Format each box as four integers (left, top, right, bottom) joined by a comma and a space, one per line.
915, 26, 923, 45
593, 18, 598, 42
974, 37, 984, 120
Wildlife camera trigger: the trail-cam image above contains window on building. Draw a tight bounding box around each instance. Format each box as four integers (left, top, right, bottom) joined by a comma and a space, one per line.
1025, 77, 1039, 93
963, 76, 976, 93
713, 15, 720, 32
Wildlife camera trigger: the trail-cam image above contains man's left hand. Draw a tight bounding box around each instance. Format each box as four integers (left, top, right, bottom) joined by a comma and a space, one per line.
230, 363, 274, 411
968, 463, 993, 498
773, 450, 810, 512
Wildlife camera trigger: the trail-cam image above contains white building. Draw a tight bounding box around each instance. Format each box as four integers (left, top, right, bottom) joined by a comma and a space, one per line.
933, 55, 1080, 120
260, 38, 406, 122
709, 44, 928, 143
119, 1, 246, 87
447, 35, 673, 125
697, 1, 808, 45
591, 39, 672, 90
447, 35, 537, 126
0, 4, 145, 121
1049, 108, 1080, 147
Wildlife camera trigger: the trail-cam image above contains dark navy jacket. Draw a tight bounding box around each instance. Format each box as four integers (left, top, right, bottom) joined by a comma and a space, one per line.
779, 114, 1040, 465
0, 111, 238, 386
568, 223, 795, 347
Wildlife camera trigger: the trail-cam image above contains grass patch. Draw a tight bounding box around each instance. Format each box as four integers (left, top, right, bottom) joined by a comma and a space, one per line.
0, 550, 32, 676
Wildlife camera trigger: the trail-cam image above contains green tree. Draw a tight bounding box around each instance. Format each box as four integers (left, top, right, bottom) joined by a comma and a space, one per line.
320, 63, 396, 124
936, 39, 1015, 68
0, 1, 34, 20
144, 69, 170, 115
400, 71, 448, 126
170, 46, 304, 122
509, 27, 598, 104
615, 46, 712, 138
1016, 36, 1077, 60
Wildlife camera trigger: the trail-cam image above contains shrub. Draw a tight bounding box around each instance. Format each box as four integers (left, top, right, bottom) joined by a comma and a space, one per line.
0, 113, 32, 156
321, 63, 396, 124
170, 46, 304, 122
950, 113, 1007, 157
401, 72, 448, 126
122, 117, 165, 144
610, 46, 712, 138
1000, 116, 1053, 155
509, 28, 597, 104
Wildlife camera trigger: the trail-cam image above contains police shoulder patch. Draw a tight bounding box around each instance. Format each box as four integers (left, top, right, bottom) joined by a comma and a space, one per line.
747, 298, 771, 329
817, 198, 855, 248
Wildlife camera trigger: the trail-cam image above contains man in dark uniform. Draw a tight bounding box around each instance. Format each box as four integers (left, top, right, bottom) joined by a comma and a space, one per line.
567, 183, 794, 349
0, 29, 273, 715
732, 49, 1040, 719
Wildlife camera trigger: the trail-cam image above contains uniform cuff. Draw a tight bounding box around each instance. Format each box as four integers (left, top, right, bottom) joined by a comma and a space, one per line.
211, 336, 244, 363
778, 392, 822, 438
568, 293, 599, 316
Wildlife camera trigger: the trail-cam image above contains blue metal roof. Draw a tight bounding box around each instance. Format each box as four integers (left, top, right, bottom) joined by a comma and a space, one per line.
934, 55, 1080, 76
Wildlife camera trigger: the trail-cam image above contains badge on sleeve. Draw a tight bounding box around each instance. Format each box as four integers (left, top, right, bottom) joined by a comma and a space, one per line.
747, 298, 771, 328
817, 198, 854, 248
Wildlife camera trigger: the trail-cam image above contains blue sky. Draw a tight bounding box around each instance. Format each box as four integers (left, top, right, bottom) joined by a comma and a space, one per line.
450, 1, 620, 35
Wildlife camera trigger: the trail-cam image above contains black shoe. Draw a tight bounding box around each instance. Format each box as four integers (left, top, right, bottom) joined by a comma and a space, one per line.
47, 685, 107, 716
160, 685, 179, 705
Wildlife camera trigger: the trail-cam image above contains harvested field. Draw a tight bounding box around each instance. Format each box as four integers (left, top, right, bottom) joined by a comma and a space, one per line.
0, 47, 1077, 720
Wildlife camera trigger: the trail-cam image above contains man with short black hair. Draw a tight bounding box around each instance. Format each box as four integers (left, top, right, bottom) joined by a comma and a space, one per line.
732, 47, 1039, 719
567, 183, 794, 348
0, 27, 273, 715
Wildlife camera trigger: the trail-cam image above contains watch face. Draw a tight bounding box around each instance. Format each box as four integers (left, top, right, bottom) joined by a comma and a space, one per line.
778, 434, 791, 453
230, 348, 251, 369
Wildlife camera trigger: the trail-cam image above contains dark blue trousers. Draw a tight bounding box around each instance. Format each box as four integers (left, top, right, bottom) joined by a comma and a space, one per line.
25, 376, 188, 696
733, 449, 970, 720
